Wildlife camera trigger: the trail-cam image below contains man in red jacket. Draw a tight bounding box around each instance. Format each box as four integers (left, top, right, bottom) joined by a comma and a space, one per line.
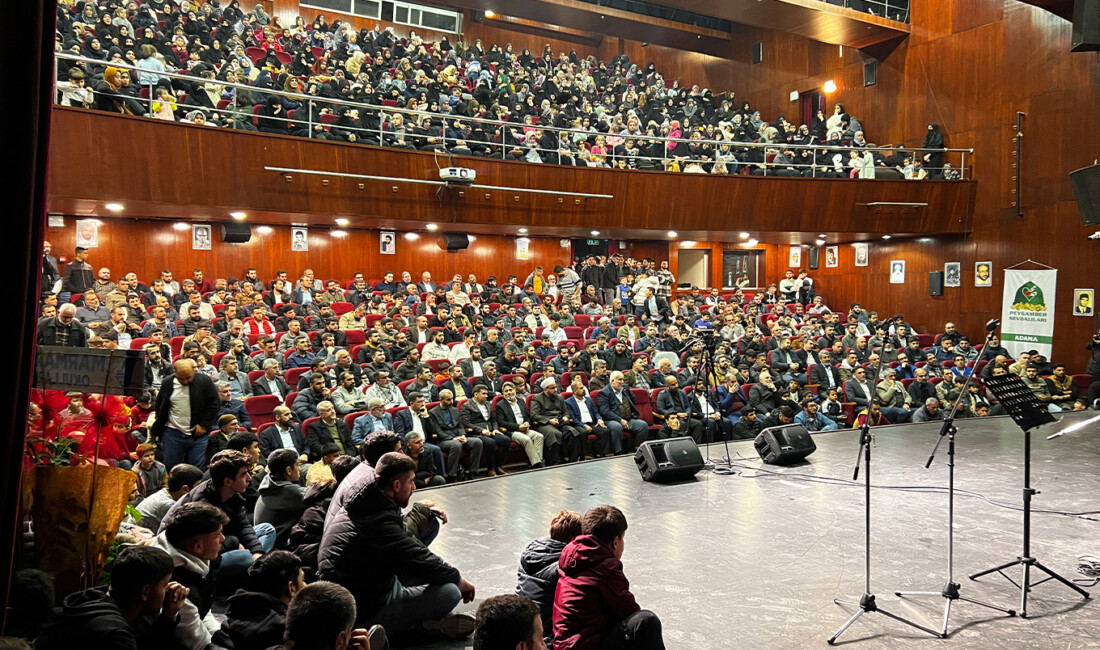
552, 505, 664, 650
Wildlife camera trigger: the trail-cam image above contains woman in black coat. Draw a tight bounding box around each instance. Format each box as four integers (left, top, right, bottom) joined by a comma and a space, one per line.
922, 123, 946, 177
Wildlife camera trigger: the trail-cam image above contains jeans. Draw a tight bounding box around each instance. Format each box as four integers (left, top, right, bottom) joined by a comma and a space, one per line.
162, 427, 209, 470
218, 522, 276, 592
361, 577, 462, 634
880, 406, 912, 423
599, 610, 665, 650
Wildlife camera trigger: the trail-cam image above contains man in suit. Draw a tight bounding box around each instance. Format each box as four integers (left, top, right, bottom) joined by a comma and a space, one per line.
259, 406, 309, 460
596, 372, 649, 454
458, 347, 488, 383
214, 356, 253, 398
494, 381, 544, 468
42, 240, 59, 291
472, 361, 506, 398
654, 375, 704, 443
809, 350, 843, 392
214, 381, 252, 431
844, 366, 875, 411
417, 271, 437, 295
530, 379, 584, 464
391, 392, 446, 479
428, 389, 483, 482
152, 359, 221, 470
292, 373, 332, 421
565, 385, 612, 458
440, 365, 473, 402
768, 336, 808, 384
252, 359, 291, 401
459, 385, 511, 477
351, 398, 394, 446
306, 400, 356, 459
403, 365, 440, 403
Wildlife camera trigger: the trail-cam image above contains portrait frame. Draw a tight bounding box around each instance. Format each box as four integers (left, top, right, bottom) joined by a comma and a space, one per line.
944, 262, 961, 287
291, 227, 309, 252
825, 245, 839, 268
854, 243, 869, 267
191, 224, 211, 251
788, 246, 802, 268
1073, 288, 1094, 317
975, 261, 993, 287
379, 231, 396, 255
889, 260, 906, 284
75, 219, 99, 248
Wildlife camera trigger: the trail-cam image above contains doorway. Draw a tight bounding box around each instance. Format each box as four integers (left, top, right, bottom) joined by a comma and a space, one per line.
678, 249, 710, 288
800, 91, 825, 130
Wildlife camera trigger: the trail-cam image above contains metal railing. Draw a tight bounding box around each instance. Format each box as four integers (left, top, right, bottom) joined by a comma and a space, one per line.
56, 52, 972, 178
819, 0, 910, 23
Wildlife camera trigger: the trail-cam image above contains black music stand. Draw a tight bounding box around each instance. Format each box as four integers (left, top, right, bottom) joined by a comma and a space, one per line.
967, 373, 1090, 617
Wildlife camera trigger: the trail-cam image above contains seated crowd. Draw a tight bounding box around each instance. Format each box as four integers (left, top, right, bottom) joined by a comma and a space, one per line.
54, 1, 952, 178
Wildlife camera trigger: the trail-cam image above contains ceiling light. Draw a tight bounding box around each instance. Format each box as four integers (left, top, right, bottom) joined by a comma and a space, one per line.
590, 230, 601, 237
819, 233, 827, 238
331, 230, 347, 238
518, 228, 528, 234
230, 211, 247, 220
404, 232, 419, 240
815, 239, 826, 246
256, 226, 273, 235
172, 222, 189, 231
467, 235, 477, 242
747, 238, 759, 246
667, 231, 678, 238
739, 231, 750, 239
882, 235, 891, 240
426, 223, 439, 231
335, 218, 349, 226
681, 240, 696, 247
105, 203, 124, 212
484, 9, 495, 18
824, 79, 838, 93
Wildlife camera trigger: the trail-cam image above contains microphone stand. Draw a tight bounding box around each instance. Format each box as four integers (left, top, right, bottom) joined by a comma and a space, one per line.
894, 326, 1016, 636
828, 351, 941, 644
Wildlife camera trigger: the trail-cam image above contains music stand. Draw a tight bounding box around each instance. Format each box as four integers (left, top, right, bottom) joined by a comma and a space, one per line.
967, 373, 1090, 617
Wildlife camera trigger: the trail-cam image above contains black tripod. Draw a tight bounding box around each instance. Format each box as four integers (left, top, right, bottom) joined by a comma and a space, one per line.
895, 325, 1016, 635
968, 372, 1090, 617
688, 331, 734, 472
828, 356, 941, 643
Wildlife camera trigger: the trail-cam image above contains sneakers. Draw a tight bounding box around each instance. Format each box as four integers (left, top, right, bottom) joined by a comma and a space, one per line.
367, 624, 389, 650
422, 612, 476, 638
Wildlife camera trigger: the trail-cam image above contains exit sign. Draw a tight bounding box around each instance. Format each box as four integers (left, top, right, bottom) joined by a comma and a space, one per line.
586, 239, 601, 245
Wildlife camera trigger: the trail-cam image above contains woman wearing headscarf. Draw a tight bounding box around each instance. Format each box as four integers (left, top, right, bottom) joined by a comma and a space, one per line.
252, 3, 271, 25
922, 123, 945, 177
92, 66, 133, 113
82, 35, 109, 61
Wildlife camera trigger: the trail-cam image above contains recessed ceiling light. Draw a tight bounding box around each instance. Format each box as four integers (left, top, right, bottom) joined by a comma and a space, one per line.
335, 218, 349, 226
739, 232, 750, 239
331, 230, 347, 238
882, 235, 892, 240
404, 232, 419, 240
518, 228, 528, 234
815, 239, 826, 246
172, 222, 189, 231
230, 211, 247, 220
590, 230, 601, 236
484, 9, 496, 18
681, 240, 696, 247
667, 231, 678, 238
105, 203, 124, 212
256, 226, 273, 235
426, 223, 439, 231
819, 233, 827, 238
468, 235, 477, 242
747, 238, 759, 246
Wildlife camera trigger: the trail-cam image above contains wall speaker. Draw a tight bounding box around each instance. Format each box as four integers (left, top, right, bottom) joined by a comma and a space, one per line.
442, 233, 471, 251
634, 437, 704, 483
754, 424, 816, 465
808, 246, 820, 270
1070, 163, 1100, 225
752, 42, 763, 64
864, 60, 878, 87
1072, 0, 1100, 51
221, 223, 252, 243
929, 271, 944, 296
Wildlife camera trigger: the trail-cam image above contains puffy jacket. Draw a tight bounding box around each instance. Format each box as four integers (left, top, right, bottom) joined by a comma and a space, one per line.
161, 479, 263, 554
553, 534, 640, 650
254, 473, 306, 547
35, 586, 175, 650
317, 481, 461, 618
286, 480, 337, 570
213, 589, 287, 650
516, 536, 566, 644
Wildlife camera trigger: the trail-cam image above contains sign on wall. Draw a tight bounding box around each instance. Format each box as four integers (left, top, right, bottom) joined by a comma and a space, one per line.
1000, 268, 1057, 359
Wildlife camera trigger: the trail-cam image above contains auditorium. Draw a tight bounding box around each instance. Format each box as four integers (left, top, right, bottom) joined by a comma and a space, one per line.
2, 0, 1099, 648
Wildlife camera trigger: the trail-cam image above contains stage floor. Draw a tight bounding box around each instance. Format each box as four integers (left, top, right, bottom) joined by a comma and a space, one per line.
407, 413, 1100, 648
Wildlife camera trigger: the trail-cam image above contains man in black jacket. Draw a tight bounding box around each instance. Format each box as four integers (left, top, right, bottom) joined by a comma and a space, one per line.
428, 389, 484, 481
306, 400, 356, 459
36, 303, 88, 348
515, 510, 583, 646
318, 453, 477, 638
216, 550, 305, 650
151, 359, 221, 470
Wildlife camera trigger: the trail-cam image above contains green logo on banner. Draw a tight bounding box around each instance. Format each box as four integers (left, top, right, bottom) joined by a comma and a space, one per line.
1011, 281, 1046, 312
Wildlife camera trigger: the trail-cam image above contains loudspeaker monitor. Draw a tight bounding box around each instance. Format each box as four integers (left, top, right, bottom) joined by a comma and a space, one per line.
754, 424, 816, 465
1072, 0, 1100, 52
929, 270, 944, 296
808, 246, 820, 270
752, 42, 763, 64
864, 60, 878, 87
634, 436, 704, 483
442, 233, 471, 251
220, 223, 252, 243
1070, 163, 1100, 225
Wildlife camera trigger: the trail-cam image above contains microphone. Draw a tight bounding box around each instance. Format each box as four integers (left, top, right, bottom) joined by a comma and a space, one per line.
985, 318, 1000, 332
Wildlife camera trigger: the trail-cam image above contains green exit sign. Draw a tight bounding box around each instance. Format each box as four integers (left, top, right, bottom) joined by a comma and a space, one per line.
586, 239, 601, 245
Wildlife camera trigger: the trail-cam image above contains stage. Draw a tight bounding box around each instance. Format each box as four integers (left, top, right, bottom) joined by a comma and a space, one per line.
411, 412, 1100, 648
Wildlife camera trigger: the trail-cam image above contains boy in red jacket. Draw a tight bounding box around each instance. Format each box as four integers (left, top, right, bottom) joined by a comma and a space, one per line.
552, 505, 664, 650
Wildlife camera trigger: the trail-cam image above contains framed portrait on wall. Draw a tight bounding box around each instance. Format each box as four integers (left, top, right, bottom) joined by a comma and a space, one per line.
291, 227, 308, 252
975, 261, 993, 287
944, 262, 961, 287
1073, 289, 1094, 317
788, 246, 801, 268
191, 224, 211, 250
380, 231, 396, 255
854, 243, 869, 267
825, 246, 838, 268
516, 237, 530, 260
75, 219, 99, 248
889, 260, 906, 284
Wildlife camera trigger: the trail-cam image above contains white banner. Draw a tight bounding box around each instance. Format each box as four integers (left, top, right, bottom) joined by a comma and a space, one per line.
1000, 268, 1057, 359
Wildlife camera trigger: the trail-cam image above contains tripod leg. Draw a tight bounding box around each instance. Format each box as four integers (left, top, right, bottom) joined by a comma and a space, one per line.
1031, 560, 1092, 599
1020, 562, 1030, 619
894, 591, 942, 597
969, 559, 1019, 581
873, 605, 944, 638
956, 596, 1017, 616
939, 598, 952, 638
827, 608, 865, 645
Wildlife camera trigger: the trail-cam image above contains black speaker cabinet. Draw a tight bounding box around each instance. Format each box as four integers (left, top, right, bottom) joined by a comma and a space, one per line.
808, 246, 820, 270
929, 271, 945, 296
634, 436, 704, 483
752, 42, 763, 64
863, 60, 878, 87
1072, 0, 1100, 52
754, 424, 816, 465
1070, 163, 1100, 225
221, 223, 252, 243
443, 232, 471, 251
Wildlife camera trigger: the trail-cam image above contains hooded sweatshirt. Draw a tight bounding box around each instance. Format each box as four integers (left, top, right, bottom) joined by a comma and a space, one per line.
255, 472, 306, 547
149, 532, 219, 650
516, 536, 567, 644
35, 587, 168, 650
553, 534, 640, 650
215, 590, 287, 650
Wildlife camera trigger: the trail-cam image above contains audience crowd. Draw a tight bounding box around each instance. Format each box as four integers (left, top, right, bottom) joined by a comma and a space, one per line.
54, 0, 954, 178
